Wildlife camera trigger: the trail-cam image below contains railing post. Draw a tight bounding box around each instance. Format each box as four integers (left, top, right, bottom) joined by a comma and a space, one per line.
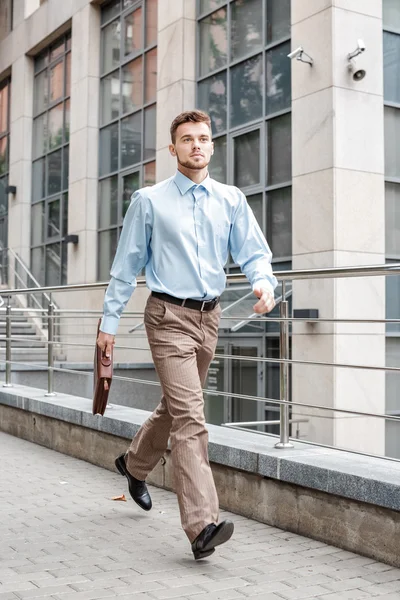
45, 297, 56, 397
275, 284, 293, 449
3, 296, 12, 387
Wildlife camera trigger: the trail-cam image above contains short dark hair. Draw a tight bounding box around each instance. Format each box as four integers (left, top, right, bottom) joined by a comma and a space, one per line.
170, 110, 212, 143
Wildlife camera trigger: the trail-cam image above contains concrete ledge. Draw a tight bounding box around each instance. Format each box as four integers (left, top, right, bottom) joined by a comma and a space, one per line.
1, 383, 400, 567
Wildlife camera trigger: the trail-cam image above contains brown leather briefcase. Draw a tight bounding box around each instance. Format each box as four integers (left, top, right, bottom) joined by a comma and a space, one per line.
93, 319, 113, 416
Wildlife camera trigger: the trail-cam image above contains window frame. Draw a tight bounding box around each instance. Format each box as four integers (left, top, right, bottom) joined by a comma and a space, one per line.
31, 33, 71, 287
196, 0, 292, 268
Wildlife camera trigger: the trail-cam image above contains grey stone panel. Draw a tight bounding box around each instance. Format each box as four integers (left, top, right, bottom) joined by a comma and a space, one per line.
1, 385, 400, 513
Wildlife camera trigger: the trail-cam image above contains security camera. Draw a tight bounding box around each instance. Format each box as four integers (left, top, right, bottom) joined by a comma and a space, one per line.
287, 46, 313, 66
348, 39, 366, 60
287, 47, 303, 60
357, 39, 366, 52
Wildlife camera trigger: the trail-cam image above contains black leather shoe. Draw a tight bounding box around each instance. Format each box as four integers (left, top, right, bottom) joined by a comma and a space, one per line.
191, 520, 234, 560
115, 454, 152, 511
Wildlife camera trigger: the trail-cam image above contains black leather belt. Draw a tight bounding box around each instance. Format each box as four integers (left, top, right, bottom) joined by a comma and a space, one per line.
151, 291, 220, 312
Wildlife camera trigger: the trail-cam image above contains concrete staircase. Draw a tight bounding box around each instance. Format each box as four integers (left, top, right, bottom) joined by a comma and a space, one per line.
0, 306, 49, 364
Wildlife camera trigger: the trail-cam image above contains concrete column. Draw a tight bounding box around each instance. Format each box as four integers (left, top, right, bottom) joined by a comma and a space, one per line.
291, 1, 386, 454
8, 55, 34, 267
68, 3, 100, 285
156, 0, 196, 181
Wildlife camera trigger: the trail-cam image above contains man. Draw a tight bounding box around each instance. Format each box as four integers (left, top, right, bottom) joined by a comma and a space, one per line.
97, 110, 277, 560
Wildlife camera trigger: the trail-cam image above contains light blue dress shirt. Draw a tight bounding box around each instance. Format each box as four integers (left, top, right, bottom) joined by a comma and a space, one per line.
101, 171, 278, 335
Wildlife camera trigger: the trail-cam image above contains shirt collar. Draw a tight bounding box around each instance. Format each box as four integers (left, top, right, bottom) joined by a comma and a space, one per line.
173, 171, 212, 195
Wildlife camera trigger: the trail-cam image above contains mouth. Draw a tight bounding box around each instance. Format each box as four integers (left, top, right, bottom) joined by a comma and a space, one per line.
191, 153, 204, 158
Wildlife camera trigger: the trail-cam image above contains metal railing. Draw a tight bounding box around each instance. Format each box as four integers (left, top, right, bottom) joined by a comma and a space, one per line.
0, 262, 400, 459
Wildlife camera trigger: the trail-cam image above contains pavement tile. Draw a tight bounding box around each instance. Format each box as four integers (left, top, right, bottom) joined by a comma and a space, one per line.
1, 433, 400, 600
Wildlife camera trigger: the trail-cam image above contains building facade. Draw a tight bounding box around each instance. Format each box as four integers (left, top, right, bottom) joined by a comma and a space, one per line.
0, 0, 398, 457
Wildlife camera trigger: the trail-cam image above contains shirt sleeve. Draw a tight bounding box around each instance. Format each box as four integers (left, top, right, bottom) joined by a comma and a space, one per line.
229, 190, 278, 295
100, 190, 153, 335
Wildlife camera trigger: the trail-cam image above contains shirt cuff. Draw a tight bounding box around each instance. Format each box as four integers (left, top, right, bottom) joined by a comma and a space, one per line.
252, 279, 275, 296
100, 315, 120, 336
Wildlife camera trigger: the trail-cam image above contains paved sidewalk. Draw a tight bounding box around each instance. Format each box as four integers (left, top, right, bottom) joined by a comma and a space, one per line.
1, 433, 400, 600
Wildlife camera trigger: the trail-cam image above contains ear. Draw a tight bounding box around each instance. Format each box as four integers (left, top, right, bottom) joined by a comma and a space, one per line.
211, 141, 214, 156
169, 144, 176, 157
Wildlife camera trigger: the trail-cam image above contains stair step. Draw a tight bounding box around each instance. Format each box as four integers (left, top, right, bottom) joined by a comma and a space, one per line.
0, 339, 46, 348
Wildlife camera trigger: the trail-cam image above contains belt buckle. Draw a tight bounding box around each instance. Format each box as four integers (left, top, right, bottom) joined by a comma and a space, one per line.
200, 300, 206, 312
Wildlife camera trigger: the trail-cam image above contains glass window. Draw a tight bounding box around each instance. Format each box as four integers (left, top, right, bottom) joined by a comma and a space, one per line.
65, 99, 70, 143
386, 182, 400, 256
386, 260, 400, 334
144, 161, 156, 185
50, 39, 65, 62
31, 247, 45, 287
99, 176, 119, 229
121, 112, 142, 168
101, 71, 120, 124
100, 122, 119, 176
98, 229, 118, 280
247, 193, 263, 232
33, 70, 49, 116
267, 0, 291, 44
45, 243, 61, 286
47, 150, 62, 196
198, 72, 227, 134
48, 104, 64, 150
267, 113, 291, 186
145, 48, 157, 103
266, 41, 291, 116
124, 7, 143, 56
146, 0, 158, 46
199, 8, 228, 77
383, 32, 400, 104
231, 55, 263, 128
65, 53, 71, 97
234, 129, 260, 188
48, 199, 61, 238
32, 159, 46, 201
62, 193, 68, 236
31, 202, 45, 246
63, 147, 69, 191
122, 58, 143, 114
199, 0, 225, 14
102, 0, 120, 25
268, 186, 291, 257
209, 135, 226, 183
383, 0, 400, 32
99, 0, 158, 280
123, 171, 140, 216
231, 0, 262, 62
0, 80, 9, 135
31, 34, 70, 286
102, 19, 121, 73
0, 0, 12, 42
384, 107, 400, 179
49, 61, 64, 104
0, 136, 7, 176
144, 105, 156, 160
33, 114, 47, 159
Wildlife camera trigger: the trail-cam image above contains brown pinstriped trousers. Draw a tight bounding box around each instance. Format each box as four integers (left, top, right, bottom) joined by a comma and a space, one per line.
126, 295, 221, 542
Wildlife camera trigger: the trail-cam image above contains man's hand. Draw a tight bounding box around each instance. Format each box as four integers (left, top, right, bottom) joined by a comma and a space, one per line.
253, 286, 275, 314
97, 330, 115, 358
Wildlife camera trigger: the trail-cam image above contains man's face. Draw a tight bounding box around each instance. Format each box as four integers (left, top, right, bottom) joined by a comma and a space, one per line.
169, 122, 214, 170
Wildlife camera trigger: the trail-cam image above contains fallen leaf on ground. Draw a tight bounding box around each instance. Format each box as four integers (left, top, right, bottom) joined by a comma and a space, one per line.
111, 494, 127, 502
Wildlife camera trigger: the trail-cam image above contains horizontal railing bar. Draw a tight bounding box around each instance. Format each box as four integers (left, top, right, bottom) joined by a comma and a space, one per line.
2, 309, 400, 325
0, 359, 399, 422
224, 419, 309, 427
221, 424, 400, 464
208, 352, 400, 373
0, 263, 400, 297
1, 337, 399, 373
